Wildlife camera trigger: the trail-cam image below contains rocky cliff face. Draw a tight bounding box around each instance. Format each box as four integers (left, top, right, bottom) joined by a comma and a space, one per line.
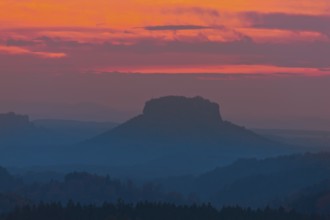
143, 96, 223, 129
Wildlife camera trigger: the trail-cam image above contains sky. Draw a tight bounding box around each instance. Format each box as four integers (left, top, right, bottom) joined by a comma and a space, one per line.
0, 0, 330, 129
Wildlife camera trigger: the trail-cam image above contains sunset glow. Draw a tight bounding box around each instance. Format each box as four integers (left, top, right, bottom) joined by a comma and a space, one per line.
1, 0, 330, 75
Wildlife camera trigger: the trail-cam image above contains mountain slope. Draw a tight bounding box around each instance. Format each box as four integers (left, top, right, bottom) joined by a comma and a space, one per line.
81, 96, 292, 176
33, 119, 118, 144
156, 153, 330, 208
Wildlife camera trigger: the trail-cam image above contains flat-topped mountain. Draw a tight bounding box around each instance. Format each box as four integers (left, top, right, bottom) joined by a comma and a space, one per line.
93, 96, 260, 142
82, 96, 291, 176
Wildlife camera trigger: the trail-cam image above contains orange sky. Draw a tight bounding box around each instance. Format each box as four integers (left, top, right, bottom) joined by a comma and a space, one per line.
1, 0, 330, 125
1, 0, 330, 75
1, 0, 330, 28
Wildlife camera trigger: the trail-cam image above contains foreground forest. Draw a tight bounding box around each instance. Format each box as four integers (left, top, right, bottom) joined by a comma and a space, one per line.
1, 202, 326, 220
2, 153, 330, 215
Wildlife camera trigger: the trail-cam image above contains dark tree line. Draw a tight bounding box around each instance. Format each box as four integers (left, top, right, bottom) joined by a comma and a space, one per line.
14, 172, 189, 205
1, 201, 327, 220
0, 169, 191, 206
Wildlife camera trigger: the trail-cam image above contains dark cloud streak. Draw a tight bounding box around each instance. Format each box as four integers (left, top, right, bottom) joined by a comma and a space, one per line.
142, 25, 213, 31
244, 12, 330, 35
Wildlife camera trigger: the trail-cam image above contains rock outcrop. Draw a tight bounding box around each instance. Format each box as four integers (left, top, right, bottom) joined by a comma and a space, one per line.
0, 112, 32, 134
143, 96, 223, 129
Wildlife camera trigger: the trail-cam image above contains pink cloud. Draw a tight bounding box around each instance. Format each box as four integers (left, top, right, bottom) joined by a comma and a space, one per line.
0, 45, 66, 58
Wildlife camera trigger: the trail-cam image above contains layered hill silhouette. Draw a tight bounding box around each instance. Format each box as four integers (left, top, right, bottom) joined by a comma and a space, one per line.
0, 96, 295, 176
3, 153, 330, 212
0, 113, 117, 166
81, 96, 292, 176
0, 112, 44, 146
0, 112, 117, 147
155, 152, 330, 209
